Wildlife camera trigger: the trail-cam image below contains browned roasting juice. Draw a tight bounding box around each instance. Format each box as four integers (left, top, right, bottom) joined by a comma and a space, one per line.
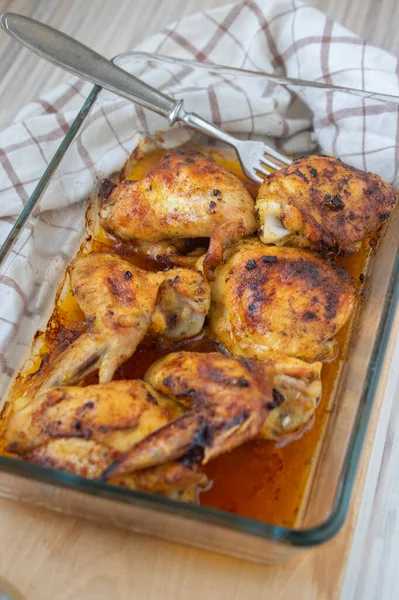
0, 147, 368, 528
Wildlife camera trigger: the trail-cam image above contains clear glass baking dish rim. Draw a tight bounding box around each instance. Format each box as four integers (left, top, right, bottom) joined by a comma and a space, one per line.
1, 50, 398, 548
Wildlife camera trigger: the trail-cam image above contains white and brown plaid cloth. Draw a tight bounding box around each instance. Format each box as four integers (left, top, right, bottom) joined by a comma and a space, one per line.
0, 0, 398, 383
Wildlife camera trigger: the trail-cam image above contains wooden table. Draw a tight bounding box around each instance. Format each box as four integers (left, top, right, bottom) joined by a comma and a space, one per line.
0, 1, 398, 599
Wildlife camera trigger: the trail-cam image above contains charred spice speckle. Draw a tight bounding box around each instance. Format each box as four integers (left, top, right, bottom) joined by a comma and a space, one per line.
245, 259, 257, 270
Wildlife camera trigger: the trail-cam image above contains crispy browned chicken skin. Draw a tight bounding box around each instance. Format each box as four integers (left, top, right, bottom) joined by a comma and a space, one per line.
42, 253, 210, 388
99, 150, 257, 279
142, 352, 321, 442
5, 380, 182, 455
102, 352, 272, 480
256, 155, 398, 253
5, 380, 206, 501
206, 240, 356, 361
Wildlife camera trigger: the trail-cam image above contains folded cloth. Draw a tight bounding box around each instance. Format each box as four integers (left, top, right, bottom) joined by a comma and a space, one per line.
0, 0, 398, 383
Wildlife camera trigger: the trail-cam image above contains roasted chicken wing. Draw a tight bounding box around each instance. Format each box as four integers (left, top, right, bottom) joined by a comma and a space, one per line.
205, 240, 356, 361
99, 150, 257, 279
5, 379, 182, 455
142, 351, 321, 442
256, 155, 398, 253
4, 380, 206, 500
42, 253, 210, 388
102, 352, 272, 480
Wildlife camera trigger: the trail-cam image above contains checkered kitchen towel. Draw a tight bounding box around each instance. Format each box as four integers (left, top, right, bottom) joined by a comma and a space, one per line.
0, 0, 399, 382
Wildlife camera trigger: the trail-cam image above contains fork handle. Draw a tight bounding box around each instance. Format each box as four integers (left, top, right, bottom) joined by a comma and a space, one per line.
0, 12, 277, 176
180, 111, 243, 145
0, 12, 184, 123
0, 11, 245, 145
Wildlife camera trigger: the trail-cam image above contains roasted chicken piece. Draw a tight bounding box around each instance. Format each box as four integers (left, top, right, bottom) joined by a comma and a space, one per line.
42, 253, 210, 388
243, 355, 322, 439
205, 240, 356, 362
102, 352, 272, 480
99, 150, 257, 280
256, 155, 398, 253
141, 351, 321, 442
4, 380, 206, 501
5, 380, 182, 455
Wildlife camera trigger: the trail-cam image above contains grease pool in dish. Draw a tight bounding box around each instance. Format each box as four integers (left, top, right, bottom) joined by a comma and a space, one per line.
1, 144, 396, 527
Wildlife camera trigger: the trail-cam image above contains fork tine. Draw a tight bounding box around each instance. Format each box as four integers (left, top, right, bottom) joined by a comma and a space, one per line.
260, 155, 283, 171
251, 170, 265, 183
262, 145, 291, 166
255, 164, 271, 178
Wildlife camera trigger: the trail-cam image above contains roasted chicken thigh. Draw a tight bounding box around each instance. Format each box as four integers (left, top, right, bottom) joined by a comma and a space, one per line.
99, 150, 257, 279
256, 155, 398, 253
43, 253, 210, 388
206, 240, 356, 361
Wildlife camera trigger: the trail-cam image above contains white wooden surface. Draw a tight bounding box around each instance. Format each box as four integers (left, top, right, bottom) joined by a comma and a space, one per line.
342, 334, 399, 599
0, 1, 398, 599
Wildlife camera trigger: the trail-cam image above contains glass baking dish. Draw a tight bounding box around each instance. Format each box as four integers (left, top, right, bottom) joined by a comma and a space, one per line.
0, 51, 398, 564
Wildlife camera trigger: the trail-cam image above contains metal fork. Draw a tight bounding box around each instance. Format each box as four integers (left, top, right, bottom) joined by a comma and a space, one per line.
0, 12, 291, 182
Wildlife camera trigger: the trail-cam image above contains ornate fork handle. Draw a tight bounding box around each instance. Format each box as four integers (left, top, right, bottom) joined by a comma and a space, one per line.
0, 12, 290, 177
